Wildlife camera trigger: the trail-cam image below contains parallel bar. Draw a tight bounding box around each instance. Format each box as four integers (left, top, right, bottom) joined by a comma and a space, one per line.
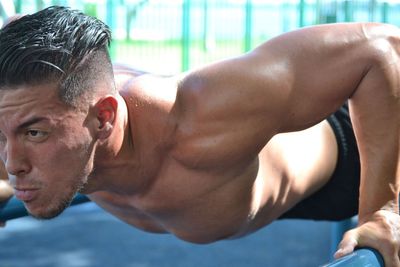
321, 249, 384, 267
330, 218, 356, 259
0, 194, 90, 221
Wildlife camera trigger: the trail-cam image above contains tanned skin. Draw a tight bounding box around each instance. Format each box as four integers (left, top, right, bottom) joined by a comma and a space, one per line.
0, 23, 399, 266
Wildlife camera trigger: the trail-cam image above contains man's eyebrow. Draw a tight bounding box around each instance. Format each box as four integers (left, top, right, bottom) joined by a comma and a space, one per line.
16, 117, 49, 130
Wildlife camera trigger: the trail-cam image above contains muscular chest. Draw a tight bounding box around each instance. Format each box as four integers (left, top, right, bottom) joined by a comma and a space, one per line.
90, 158, 258, 243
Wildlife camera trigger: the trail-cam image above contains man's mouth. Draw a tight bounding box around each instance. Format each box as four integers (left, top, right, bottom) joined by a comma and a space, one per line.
14, 188, 39, 202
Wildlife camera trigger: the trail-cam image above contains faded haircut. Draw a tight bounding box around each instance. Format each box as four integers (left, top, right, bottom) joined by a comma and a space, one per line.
0, 6, 114, 107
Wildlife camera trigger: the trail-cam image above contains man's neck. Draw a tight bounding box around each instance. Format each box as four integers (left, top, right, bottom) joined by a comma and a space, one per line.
87, 75, 180, 196
88, 94, 148, 195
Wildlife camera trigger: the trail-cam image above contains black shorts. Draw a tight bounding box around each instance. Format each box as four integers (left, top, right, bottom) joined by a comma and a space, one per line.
279, 104, 360, 221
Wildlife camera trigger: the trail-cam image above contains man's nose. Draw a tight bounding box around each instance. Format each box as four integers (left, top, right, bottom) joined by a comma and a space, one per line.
5, 143, 31, 176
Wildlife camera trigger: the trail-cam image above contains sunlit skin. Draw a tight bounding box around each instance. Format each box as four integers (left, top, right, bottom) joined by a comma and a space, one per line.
0, 22, 400, 266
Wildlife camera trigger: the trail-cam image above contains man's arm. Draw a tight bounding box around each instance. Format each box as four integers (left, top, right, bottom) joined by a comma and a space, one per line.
176, 23, 396, 162
175, 23, 399, 265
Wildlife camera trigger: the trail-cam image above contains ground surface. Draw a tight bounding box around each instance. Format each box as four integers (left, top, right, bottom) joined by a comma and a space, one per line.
0, 202, 334, 267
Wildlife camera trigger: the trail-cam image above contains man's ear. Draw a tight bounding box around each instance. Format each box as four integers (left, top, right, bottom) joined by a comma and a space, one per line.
94, 96, 118, 140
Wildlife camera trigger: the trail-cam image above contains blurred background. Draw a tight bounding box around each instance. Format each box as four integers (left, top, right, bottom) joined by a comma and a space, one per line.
0, 0, 396, 266
1, 0, 399, 74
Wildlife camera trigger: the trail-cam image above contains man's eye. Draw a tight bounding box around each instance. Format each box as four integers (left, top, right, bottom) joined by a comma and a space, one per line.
28, 130, 41, 137
26, 130, 48, 141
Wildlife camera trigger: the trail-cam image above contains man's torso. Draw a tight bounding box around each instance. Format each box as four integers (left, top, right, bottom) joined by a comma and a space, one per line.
89, 67, 339, 243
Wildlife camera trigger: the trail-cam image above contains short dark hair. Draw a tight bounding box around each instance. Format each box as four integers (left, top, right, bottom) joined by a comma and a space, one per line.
0, 6, 114, 107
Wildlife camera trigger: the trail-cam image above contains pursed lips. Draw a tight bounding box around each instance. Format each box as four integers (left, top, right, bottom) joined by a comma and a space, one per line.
13, 187, 39, 202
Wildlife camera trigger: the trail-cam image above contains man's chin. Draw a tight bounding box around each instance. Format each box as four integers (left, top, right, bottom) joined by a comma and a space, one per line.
25, 196, 74, 220
28, 208, 66, 220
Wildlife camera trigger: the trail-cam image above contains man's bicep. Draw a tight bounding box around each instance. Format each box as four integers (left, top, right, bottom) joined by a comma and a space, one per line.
184, 24, 371, 131
258, 23, 400, 132
248, 23, 379, 132
173, 22, 391, 165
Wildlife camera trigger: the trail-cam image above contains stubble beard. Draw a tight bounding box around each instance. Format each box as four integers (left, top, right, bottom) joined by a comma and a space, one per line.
29, 176, 89, 220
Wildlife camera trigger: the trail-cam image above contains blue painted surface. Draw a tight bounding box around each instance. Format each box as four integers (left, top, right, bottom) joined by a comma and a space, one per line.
2, 198, 383, 266
0, 202, 332, 267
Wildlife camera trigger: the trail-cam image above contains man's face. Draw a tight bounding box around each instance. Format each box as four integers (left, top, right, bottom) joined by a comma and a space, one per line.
0, 83, 96, 219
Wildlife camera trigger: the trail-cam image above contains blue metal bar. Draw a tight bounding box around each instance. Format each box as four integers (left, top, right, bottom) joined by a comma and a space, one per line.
0, 194, 90, 221
322, 249, 384, 267
330, 218, 356, 258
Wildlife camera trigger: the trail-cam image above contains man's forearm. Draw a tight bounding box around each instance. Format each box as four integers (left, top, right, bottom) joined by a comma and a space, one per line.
350, 26, 400, 221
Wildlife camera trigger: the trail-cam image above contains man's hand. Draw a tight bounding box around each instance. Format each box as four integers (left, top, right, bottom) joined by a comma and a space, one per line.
335, 210, 400, 267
